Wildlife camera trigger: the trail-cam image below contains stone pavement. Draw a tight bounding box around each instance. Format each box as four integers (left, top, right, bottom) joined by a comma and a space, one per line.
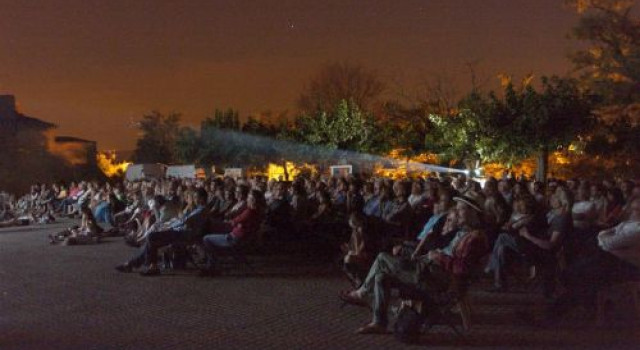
0, 220, 638, 350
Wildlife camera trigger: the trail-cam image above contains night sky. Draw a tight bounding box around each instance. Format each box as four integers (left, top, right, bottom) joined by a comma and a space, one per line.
0, 0, 579, 150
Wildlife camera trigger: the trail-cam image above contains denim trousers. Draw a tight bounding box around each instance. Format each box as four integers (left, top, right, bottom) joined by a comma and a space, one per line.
202, 233, 236, 268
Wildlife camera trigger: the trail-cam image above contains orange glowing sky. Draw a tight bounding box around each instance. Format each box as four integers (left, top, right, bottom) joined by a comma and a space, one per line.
0, 0, 579, 150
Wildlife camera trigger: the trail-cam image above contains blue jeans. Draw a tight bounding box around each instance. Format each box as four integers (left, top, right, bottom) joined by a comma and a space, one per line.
202, 233, 236, 269
360, 253, 418, 326
93, 202, 113, 226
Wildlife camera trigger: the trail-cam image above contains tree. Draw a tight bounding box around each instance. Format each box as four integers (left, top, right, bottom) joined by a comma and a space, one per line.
287, 99, 384, 154
567, 0, 640, 104
584, 106, 640, 176
174, 127, 202, 164
424, 77, 595, 178
297, 62, 385, 113
459, 76, 595, 180
202, 108, 241, 130
133, 111, 182, 164
381, 76, 461, 162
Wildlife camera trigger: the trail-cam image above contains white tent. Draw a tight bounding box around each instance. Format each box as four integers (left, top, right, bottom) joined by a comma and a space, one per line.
166, 165, 197, 179
125, 164, 166, 181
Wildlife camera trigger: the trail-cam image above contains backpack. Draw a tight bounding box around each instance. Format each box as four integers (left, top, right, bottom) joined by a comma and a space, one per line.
393, 305, 425, 344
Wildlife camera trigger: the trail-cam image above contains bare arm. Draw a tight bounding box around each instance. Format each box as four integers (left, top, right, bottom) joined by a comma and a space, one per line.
520, 226, 562, 251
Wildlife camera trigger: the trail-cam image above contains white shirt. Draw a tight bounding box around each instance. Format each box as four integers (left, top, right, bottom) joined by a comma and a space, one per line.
572, 200, 597, 230
598, 220, 640, 268
408, 194, 425, 208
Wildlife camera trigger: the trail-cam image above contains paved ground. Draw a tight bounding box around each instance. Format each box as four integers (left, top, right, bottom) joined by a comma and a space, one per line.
0, 220, 638, 350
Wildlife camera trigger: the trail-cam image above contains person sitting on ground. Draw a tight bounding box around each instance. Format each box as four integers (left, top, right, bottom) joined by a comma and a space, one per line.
340, 194, 489, 334
49, 205, 103, 245
115, 188, 209, 276
199, 190, 266, 276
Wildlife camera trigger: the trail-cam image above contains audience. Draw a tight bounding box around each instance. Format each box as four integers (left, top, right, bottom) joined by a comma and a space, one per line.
2, 170, 639, 339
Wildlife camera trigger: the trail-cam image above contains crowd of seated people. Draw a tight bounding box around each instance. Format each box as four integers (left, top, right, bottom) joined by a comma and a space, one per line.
335, 175, 640, 334
2, 172, 640, 336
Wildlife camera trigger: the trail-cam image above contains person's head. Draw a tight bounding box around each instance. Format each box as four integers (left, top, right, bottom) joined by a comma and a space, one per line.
337, 178, 348, 192
498, 179, 511, 194
513, 182, 527, 197
392, 181, 408, 199
575, 185, 590, 202
411, 181, 423, 195
153, 195, 166, 209
236, 185, 249, 200
483, 177, 498, 196
514, 195, 536, 215
183, 191, 195, 206
373, 179, 383, 195
605, 187, 625, 207
291, 180, 306, 196
305, 179, 316, 193
551, 187, 572, 212
363, 182, 374, 195
107, 193, 118, 205
468, 180, 482, 194
248, 189, 265, 210
224, 187, 236, 201
588, 183, 601, 199
628, 197, 640, 220
443, 209, 459, 233
533, 181, 544, 194
315, 181, 327, 193
348, 180, 362, 194
318, 191, 331, 206
453, 195, 484, 229
621, 180, 635, 195
435, 194, 453, 214
195, 188, 208, 206
379, 184, 393, 201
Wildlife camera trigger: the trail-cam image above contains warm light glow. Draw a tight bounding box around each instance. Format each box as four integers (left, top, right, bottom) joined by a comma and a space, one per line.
373, 149, 439, 179
97, 151, 131, 177
266, 162, 317, 181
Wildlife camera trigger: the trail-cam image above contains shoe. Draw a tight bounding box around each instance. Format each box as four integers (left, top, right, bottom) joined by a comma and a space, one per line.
355, 324, 389, 334
339, 290, 369, 309
139, 267, 161, 276
115, 263, 133, 273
